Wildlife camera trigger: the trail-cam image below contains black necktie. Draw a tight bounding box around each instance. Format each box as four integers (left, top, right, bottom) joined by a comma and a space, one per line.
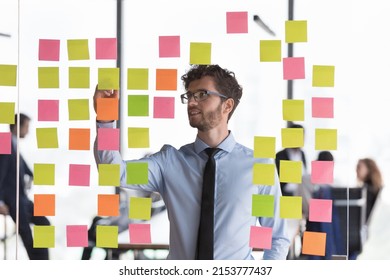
196, 147, 219, 260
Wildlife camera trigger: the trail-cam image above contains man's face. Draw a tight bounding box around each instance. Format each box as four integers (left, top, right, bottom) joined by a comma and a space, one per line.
186, 76, 225, 132
19, 120, 30, 138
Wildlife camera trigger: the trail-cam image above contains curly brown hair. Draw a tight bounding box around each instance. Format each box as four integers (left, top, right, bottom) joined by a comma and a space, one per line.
181, 64, 243, 120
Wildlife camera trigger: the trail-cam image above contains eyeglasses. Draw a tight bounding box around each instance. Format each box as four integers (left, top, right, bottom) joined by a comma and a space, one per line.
180, 90, 228, 104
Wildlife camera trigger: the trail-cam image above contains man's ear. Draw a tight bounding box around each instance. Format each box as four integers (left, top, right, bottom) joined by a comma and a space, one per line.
223, 98, 234, 115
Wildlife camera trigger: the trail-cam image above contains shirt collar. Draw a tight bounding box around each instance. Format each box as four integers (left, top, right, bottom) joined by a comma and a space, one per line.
194, 131, 236, 155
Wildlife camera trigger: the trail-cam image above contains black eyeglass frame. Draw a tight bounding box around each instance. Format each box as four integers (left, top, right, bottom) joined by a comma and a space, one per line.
180, 90, 228, 104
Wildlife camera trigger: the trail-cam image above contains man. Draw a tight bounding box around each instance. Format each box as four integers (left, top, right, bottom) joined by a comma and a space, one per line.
0, 113, 50, 259
275, 123, 307, 196
93, 64, 290, 260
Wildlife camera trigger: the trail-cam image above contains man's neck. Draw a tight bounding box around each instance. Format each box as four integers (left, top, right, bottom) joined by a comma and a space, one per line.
197, 126, 229, 148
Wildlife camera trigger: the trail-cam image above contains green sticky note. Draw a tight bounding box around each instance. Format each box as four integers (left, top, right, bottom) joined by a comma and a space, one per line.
0, 64, 17, 86
260, 40, 281, 62
252, 194, 274, 217
36, 127, 58, 148
98, 164, 120, 186
96, 225, 118, 248
315, 129, 337, 150
283, 99, 304, 121
190, 42, 212, 65
0, 102, 15, 124
129, 197, 152, 220
253, 163, 275, 186
127, 68, 149, 90
38, 67, 59, 88
128, 95, 149, 116
98, 68, 120, 90
285, 20, 307, 43
312, 65, 335, 87
281, 128, 304, 148
67, 39, 90, 60
280, 196, 302, 219
33, 226, 55, 248
254, 136, 276, 158
280, 160, 302, 183
126, 162, 148, 184
68, 99, 90, 120
69, 67, 90, 88
128, 127, 149, 148
34, 163, 55, 185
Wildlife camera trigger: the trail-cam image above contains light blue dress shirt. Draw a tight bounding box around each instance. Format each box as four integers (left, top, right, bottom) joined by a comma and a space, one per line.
95, 122, 290, 260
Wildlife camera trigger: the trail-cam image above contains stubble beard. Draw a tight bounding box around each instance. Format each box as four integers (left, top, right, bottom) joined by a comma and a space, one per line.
189, 103, 223, 132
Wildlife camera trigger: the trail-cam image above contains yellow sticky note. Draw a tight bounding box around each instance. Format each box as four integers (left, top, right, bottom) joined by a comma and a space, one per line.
33, 226, 55, 248
34, 163, 55, 185
128, 127, 149, 148
281, 128, 304, 148
69, 67, 90, 88
280, 160, 302, 183
285, 20, 307, 43
283, 99, 304, 121
67, 39, 90, 60
260, 40, 281, 62
129, 197, 152, 220
98, 164, 120, 186
0, 102, 15, 124
68, 99, 90, 120
38, 67, 59, 88
96, 225, 118, 248
190, 42, 212, 65
254, 136, 275, 158
127, 68, 149, 90
253, 163, 275, 186
312, 65, 335, 87
0, 64, 17, 86
98, 68, 120, 90
315, 129, 337, 150
280, 196, 302, 219
36, 127, 58, 148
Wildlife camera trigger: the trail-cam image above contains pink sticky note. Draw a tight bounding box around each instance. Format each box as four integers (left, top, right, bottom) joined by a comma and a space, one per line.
66, 225, 88, 247
226, 11, 248, 34
69, 164, 90, 186
311, 160, 334, 184
129, 224, 151, 244
0, 132, 12, 154
309, 199, 332, 223
153, 97, 175, 119
39, 39, 60, 61
283, 57, 305, 80
98, 128, 120, 151
249, 226, 272, 250
159, 36, 180, 58
312, 97, 334, 118
38, 100, 59, 122
96, 38, 117, 60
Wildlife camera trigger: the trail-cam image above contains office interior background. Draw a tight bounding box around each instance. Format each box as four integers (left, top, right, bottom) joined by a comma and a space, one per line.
1, 0, 389, 260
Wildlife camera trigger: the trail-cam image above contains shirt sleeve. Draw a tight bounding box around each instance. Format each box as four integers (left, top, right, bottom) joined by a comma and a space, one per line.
258, 165, 291, 260
94, 121, 164, 194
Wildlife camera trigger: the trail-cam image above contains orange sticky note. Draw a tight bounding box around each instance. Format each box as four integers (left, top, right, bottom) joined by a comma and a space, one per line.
98, 194, 120, 216
156, 69, 177, 90
302, 231, 326, 256
34, 194, 55, 216
69, 128, 90, 150
96, 98, 119, 121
